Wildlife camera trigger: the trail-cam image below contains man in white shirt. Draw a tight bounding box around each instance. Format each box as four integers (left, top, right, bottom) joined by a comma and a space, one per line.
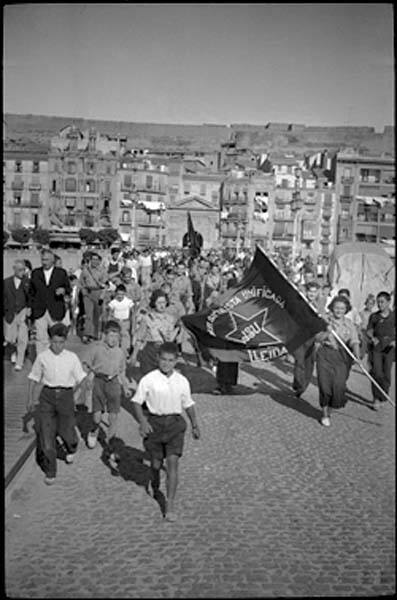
27, 323, 87, 485
132, 342, 200, 522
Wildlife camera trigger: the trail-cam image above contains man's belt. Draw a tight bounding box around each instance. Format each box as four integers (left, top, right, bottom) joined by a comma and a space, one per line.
94, 373, 118, 381
44, 385, 73, 390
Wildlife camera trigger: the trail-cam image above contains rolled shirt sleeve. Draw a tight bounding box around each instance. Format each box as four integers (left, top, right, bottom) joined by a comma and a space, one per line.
72, 354, 88, 385
28, 355, 44, 383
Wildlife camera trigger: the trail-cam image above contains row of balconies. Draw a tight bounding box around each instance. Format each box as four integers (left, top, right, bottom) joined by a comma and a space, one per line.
10, 182, 42, 191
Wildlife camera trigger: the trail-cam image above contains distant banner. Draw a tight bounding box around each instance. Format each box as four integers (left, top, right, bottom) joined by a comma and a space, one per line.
182, 246, 327, 363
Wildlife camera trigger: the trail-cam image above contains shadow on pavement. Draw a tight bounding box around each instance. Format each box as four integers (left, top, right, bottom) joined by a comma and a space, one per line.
242, 363, 323, 422
99, 436, 167, 517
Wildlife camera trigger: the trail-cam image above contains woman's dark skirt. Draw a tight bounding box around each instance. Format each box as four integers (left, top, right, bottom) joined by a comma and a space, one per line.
316, 345, 350, 409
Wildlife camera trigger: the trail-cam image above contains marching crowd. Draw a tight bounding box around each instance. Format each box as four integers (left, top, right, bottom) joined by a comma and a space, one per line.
3, 244, 395, 520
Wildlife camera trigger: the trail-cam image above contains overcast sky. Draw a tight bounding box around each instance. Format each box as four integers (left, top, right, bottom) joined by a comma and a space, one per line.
3, 3, 394, 130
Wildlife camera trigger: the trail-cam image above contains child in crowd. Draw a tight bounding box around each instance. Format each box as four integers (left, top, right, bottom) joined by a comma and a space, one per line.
82, 320, 136, 449
107, 284, 134, 357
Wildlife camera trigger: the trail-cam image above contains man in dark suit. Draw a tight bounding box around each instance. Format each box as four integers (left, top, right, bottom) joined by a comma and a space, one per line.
28, 249, 71, 354
3, 260, 31, 371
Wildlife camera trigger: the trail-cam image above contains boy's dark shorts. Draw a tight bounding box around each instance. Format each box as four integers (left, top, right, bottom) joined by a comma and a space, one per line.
144, 413, 187, 461
92, 376, 121, 413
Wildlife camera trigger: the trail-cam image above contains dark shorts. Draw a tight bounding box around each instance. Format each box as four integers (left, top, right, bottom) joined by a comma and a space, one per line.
143, 413, 187, 461
92, 377, 121, 413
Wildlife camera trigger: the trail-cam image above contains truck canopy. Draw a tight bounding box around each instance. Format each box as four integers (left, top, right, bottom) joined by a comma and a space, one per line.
328, 242, 395, 310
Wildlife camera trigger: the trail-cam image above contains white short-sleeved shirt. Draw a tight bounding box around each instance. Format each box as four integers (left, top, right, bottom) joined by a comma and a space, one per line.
28, 349, 87, 388
108, 296, 134, 320
133, 369, 194, 415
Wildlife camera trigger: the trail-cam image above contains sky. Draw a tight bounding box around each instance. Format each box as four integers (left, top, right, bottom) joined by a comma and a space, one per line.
3, 3, 394, 130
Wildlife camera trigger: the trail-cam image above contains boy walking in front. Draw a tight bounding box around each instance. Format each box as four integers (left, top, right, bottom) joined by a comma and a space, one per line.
82, 320, 135, 449
132, 342, 200, 522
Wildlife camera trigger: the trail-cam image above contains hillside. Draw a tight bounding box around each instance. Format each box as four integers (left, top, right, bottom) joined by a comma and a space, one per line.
4, 113, 395, 155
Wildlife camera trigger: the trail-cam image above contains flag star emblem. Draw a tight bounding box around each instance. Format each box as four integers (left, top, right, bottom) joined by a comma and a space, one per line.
225, 308, 282, 346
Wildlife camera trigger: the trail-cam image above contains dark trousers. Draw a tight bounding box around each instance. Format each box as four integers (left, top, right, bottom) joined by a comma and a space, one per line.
369, 349, 394, 400
35, 387, 78, 477
292, 338, 315, 395
316, 346, 350, 409
216, 362, 239, 387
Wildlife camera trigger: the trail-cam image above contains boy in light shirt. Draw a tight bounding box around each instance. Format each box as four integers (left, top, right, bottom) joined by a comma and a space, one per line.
132, 342, 200, 523
107, 284, 134, 357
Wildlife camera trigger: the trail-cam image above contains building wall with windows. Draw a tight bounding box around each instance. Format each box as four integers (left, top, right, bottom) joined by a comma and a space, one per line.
4, 146, 49, 230
335, 151, 395, 244
220, 171, 274, 250
181, 172, 223, 208
48, 127, 118, 233
115, 156, 169, 248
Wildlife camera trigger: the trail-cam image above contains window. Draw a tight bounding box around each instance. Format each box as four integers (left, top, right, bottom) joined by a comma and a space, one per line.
86, 179, 96, 193
65, 197, 76, 208
200, 184, 206, 196
67, 161, 76, 175
65, 178, 77, 192
31, 213, 39, 227
184, 183, 190, 195
52, 180, 57, 192
124, 174, 132, 188
13, 192, 22, 205
122, 211, 131, 223
343, 185, 351, 196
104, 180, 111, 194
106, 163, 112, 175
146, 175, 153, 189
15, 161, 22, 173
343, 168, 352, 178
13, 212, 22, 227
146, 195, 152, 203
30, 192, 40, 205
32, 162, 40, 173
86, 161, 96, 175
360, 168, 380, 183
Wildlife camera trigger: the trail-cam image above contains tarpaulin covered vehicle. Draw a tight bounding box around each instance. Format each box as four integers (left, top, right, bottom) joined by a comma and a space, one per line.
328, 242, 395, 310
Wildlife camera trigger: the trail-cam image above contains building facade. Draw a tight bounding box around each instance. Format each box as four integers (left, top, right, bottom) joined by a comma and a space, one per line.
115, 155, 169, 247
335, 151, 395, 244
47, 126, 121, 245
4, 143, 50, 231
167, 196, 220, 249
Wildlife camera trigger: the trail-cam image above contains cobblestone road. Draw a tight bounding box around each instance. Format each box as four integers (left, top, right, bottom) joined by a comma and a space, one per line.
5, 349, 395, 598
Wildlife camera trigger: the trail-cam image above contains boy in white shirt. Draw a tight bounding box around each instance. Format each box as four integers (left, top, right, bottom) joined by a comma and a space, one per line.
108, 284, 134, 357
132, 342, 200, 522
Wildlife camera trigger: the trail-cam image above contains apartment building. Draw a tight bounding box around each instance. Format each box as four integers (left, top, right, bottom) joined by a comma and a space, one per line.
335, 150, 395, 244
115, 155, 169, 247
4, 142, 50, 230
219, 170, 274, 250
48, 126, 120, 244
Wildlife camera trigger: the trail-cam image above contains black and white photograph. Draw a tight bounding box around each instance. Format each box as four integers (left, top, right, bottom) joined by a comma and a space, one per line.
3, 3, 395, 597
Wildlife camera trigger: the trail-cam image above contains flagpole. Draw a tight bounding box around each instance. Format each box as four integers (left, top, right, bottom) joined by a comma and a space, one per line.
256, 245, 395, 407
330, 330, 394, 406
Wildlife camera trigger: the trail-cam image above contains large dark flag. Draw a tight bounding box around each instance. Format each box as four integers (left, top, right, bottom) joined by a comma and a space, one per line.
182, 212, 203, 257
182, 246, 327, 363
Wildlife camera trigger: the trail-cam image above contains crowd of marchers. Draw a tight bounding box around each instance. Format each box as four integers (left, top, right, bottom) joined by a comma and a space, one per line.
3, 245, 395, 520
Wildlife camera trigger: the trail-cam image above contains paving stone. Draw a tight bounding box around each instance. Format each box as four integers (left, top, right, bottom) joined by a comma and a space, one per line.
4, 342, 395, 598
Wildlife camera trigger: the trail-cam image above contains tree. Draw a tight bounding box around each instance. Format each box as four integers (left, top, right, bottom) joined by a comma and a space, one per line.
97, 228, 119, 248
3, 231, 9, 246
32, 228, 51, 246
11, 228, 31, 246
79, 228, 98, 245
